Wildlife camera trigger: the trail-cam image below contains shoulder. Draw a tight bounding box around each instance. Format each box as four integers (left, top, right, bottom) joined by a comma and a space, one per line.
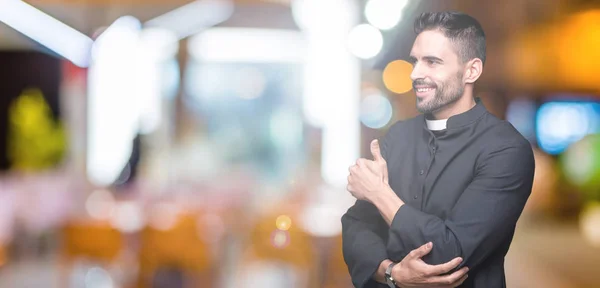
477, 113, 535, 170
482, 113, 531, 150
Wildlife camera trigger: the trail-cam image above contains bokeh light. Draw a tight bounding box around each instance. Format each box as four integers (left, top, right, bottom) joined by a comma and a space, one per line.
85, 189, 115, 220
382, 59, 413, 94
109, 201, 144, 233
147, 202, 180, 231
536, 101, 600, 155
271, 230, 290, 249
364, 0, 408, 30
561, 134, 600, 197
275, 215, 292, 231
84, 267, 114, 288
360, 90, 393, 129
347, 24, 383, 60
579, 202, 600, 247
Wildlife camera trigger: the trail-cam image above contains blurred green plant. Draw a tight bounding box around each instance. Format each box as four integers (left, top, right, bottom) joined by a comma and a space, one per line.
7, 88, 67, 171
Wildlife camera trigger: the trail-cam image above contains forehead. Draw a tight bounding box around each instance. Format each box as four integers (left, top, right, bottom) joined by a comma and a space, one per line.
410, 29, 459, 62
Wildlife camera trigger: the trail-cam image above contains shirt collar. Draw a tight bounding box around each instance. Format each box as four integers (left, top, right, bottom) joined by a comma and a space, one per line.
424, 97, 487, 130
426, 119, 447, 131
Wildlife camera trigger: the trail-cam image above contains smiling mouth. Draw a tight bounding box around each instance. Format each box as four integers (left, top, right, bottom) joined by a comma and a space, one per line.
415, 87, 435, 93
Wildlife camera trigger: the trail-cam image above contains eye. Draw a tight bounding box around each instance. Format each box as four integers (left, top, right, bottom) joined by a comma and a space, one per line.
427, 59, 436, 66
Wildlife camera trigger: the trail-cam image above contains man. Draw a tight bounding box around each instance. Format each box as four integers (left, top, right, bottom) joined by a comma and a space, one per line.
342, 11, 535, 288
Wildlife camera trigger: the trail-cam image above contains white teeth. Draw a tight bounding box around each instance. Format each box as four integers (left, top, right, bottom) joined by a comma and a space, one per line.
416, 87, 434, 92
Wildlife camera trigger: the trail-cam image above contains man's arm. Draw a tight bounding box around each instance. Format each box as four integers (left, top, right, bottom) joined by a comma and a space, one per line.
341, 199, 390, 288
373, 141, 535, 273
341, 127, 398, 288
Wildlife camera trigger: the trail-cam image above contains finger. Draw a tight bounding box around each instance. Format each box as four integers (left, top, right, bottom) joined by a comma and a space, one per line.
426, 267, 469, 286
382, 161, 388, 183
370, 139, 384, 162
451, 274, 468, 287
408, 242, 433, 259
362, 160, 380, 174
349, 164, 357, 174
427, 257, 463, 275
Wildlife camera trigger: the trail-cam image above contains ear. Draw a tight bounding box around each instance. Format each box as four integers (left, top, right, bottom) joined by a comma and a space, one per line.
464, 58, 483, 84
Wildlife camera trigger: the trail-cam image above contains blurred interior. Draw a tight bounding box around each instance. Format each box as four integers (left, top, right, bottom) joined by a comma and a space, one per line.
0, 0, 600, 287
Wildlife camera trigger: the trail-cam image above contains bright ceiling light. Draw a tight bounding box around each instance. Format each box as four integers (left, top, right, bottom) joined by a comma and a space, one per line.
0, 0, 93, 67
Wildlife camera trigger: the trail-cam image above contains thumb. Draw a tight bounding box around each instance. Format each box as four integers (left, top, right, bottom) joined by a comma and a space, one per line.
412, 242, 433, 259
371, 139, 384, 162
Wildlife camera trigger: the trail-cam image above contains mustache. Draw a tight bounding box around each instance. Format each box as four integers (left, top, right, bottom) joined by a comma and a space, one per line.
413, 79, 437, 88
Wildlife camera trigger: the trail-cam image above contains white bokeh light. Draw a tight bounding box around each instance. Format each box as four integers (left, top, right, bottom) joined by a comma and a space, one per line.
85, 267, 114, 288
364, 0, 408, 30
347, 24, 383, 59
360, 92, 393, 129
85, 189, 116, 220
110, 201, 144, 233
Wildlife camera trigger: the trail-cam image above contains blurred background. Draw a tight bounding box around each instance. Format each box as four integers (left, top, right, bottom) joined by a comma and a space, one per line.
0, 0, 599, 287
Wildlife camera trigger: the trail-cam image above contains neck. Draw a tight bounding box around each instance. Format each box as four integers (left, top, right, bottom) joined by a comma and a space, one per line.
431, 89, 476, 120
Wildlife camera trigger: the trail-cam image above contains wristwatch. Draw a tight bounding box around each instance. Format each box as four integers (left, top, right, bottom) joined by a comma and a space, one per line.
384, 262, 398, 288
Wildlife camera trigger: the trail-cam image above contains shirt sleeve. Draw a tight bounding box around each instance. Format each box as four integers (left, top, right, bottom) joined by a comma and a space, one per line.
341, 200, 389, 288
341, 125, 397, 288
386, 141, 535, 272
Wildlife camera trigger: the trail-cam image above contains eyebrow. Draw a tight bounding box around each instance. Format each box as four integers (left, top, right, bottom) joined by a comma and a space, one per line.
408, 55, 444, 64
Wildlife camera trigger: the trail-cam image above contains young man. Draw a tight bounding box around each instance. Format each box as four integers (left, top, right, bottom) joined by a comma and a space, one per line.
342, 11, 535, 288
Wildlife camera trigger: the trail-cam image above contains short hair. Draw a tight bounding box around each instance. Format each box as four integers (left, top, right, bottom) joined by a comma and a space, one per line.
414, 11, 486, 66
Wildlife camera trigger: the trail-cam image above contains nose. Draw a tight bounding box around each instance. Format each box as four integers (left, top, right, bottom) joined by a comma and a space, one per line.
410, 62, 423, 81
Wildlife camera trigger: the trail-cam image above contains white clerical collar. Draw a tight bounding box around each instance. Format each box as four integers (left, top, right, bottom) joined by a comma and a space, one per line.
426, 119, 448, 131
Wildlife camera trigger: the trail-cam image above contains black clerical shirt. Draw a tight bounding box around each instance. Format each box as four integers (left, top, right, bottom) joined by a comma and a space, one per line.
341, 98, 535, 288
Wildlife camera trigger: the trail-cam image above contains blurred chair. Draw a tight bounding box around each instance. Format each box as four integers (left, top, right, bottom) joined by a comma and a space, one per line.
136, 211, 217, 288
237, 209, 319, 288
60, 220, 124, 287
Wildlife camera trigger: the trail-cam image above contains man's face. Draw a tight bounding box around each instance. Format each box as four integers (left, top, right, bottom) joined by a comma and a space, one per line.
409, 30, 466, 115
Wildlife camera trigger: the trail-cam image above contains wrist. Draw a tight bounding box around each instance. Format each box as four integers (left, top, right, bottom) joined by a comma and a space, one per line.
391, 261, 405, 286
384, 261, 400, 288
370, 185, 404, 225
375, 259, 393, 284
379, 259, 393, 273
369, 184, 393, 205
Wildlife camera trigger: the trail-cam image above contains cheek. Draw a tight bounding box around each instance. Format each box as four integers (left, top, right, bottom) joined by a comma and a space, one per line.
436, 70, 462, 88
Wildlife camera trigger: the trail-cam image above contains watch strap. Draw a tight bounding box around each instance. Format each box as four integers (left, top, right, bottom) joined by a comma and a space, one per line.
385, 262, 398, 288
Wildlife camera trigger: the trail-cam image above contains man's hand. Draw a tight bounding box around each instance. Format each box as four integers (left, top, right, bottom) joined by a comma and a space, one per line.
393, 242, 469, 287
347, 139, 389, 202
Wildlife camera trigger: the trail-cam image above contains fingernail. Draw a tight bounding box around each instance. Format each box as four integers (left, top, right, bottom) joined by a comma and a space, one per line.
427, 242, 432, 248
